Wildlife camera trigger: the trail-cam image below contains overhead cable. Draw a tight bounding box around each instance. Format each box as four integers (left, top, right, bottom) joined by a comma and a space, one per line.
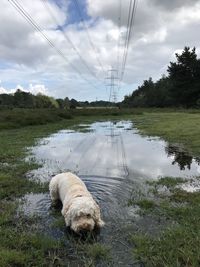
120, 0, 137, 81
8, 0, 99, 89
42, 0, 102, 83
73, 0, 106, 75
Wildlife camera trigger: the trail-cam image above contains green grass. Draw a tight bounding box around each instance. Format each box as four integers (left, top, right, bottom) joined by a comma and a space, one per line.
135, 199, 156, 210
51, 216, 66, 229
130, 177, 200, 266
0, 249, 27, 267
0, 108, 140, 130
147, 176, 186, 189
84, 243, 111, 263
132, 111, 200, 157
0, 111, 118, 266
73, 243, 112, 267
1, 108, 200, 266
0, 201, 69, 266
0, 108, 73, 129
128, 198, 156, 210
130, 224, 200, 267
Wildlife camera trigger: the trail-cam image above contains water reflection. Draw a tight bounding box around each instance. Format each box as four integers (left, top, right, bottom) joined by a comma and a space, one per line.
25, 120, 200, 222
27, 121, 200, 182
165, 144, 200, 171
23, 120, 200, 266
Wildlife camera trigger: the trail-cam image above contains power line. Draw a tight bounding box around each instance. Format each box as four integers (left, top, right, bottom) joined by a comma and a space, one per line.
41, 0, 103, 84
8, 0, 99, 90
73, 0, 106, 76
117, 0, 122, 91
121, 0, 133, 78
120, 0, 137, 81
117, 0, 122, 71
122, 0, 137, 78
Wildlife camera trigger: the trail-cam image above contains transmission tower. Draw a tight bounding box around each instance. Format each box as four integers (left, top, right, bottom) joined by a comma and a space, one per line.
106, 69, 119, 103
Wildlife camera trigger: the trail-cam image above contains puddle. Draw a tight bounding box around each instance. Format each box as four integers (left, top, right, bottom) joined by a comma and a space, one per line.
180, 179, 200, 192
165, 144, 200, 171
27, 121, 199, 182
23, 120, 200, 266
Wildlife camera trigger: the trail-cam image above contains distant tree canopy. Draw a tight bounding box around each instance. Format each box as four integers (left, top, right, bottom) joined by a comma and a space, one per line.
123, 47, 200, 108
56, 97, 70, 109
0, 89, 60, 109
0, 89, 115, 109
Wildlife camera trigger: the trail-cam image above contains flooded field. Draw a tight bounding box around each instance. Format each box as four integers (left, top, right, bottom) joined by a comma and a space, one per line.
22, 121, 200, 266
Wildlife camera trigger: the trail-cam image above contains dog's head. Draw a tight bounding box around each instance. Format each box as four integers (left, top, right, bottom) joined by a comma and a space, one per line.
62, 196, 104, 233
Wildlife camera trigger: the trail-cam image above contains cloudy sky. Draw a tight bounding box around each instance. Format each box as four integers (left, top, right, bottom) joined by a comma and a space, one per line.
0, 0, 200, 101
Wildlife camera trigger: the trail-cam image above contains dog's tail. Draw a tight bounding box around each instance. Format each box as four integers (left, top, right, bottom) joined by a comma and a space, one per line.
49, 175, 59, 202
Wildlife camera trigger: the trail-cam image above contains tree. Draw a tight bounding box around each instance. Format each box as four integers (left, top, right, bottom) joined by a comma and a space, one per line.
167, 47, 200, 107
123, 78, 155, 107
14, 89, 35, 108
122, 46, 200, 108
56, 97, 70, 109
35, 93, 58, 108
0, 94, 14, 107
70, 98, 79, 109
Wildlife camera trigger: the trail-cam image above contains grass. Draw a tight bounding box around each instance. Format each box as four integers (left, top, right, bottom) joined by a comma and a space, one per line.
0, 110, 118, 266
0, 108, 140, 130
0, 202, 68, 266
0, 165, 48, 199
1, 107, 200, 266
132, 111, 200, 157
1, 108, 200, 159
130, 176, 200, 266
135, 199, 156, 210
147, 176, 186, 189
130, 224, 200, 267
128, 198, 156, 210
0, 108, 73, 129
83, 243, 111, 263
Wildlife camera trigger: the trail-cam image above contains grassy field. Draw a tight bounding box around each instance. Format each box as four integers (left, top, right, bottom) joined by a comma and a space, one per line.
132, 111, 200, 157
0, 112, 115, 266
0, 108, 200, 266
128, 111, 200, 266
0, 108, 133, 130
129, 176, 200, 267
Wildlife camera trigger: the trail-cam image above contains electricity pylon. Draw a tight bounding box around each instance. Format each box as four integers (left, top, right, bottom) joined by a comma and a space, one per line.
106, 68, 119, 103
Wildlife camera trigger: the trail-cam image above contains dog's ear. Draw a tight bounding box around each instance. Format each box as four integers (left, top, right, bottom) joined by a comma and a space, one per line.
61, 202, 71, 216
61, 202, 72, 226
96, 218, 105, 228
94, 202, 105, 228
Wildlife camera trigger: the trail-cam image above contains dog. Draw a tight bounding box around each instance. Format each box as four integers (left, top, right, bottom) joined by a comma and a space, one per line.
49, 172, 104, 233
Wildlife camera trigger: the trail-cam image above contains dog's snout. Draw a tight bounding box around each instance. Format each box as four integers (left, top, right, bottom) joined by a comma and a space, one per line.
83, 223, 90, 230
78, 223, 92, 232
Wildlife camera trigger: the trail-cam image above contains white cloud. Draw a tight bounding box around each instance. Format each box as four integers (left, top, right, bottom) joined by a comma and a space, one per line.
0, 0, 200, 101
0, 87, 8, 94
29, 84, 49, 95
0, 83, 49, 96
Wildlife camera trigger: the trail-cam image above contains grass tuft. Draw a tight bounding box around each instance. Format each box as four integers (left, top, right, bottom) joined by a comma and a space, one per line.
147, 176, 186, 188
85, 243, 111, 262
130, 180, 200, 266
128, 198, 156, 210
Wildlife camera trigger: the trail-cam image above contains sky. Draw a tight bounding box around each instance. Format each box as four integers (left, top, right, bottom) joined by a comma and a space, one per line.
0, 0, 200, 101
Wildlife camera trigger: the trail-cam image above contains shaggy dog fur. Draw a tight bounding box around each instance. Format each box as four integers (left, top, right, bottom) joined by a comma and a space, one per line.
49, 172, 104, 233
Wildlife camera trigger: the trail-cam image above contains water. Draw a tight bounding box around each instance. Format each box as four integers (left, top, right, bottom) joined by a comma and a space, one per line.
22, 121, 200, 266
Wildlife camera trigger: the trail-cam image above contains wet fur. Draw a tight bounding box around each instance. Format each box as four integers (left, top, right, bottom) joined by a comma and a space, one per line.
49, 172, 104, 233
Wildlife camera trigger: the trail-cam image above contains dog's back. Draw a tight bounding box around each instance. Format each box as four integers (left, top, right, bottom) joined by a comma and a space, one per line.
50, 172, 89, 203
49, 172, 105, 232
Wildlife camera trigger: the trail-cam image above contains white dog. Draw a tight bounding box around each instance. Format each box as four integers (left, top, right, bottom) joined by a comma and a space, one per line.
49, 172, 104, 233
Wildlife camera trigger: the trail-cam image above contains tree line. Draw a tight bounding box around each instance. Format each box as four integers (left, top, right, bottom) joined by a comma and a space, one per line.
0, 89, 114, 109
122, 47, 200, 108
0, 89, 66, 109
2, 46, 199, 109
